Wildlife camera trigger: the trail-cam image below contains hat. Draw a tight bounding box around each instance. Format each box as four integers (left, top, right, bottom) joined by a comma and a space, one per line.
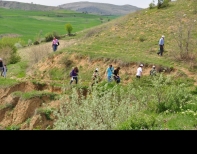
162, 35, 165, 38
152, 65, 155, 68
95, 68, 99, 71
140, 64, 143, 67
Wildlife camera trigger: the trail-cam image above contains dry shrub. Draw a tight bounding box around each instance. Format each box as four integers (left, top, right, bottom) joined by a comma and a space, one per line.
0, 46, 14, 64
29, 44, 51, 64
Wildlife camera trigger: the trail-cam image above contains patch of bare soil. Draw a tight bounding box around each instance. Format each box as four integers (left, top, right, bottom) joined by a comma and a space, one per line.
1, 39, 197, 130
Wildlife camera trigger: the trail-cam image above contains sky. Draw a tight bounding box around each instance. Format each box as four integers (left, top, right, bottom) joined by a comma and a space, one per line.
3, 0, 154, 8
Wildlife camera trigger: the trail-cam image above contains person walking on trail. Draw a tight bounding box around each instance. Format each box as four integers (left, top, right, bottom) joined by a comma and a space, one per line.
136, 64, 143, 78
91, 68, 100, 86
113, 67, 121, 83
70, 67, 79, 85
106, 64, 114, 82
52, 37, 59, 52
2, 64, 7, 78
0, 58, 4, 76
150, 65, 157, 76
157, 35, 165, 56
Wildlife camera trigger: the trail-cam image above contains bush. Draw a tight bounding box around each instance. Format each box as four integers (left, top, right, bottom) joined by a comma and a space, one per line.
45, 33, 53, 42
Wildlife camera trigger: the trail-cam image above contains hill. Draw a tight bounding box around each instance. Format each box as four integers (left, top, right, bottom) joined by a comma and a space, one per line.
58, 1, 142, 15
0, 0, 59, 11
0, 1, 142, 15
1, 0, 197, 130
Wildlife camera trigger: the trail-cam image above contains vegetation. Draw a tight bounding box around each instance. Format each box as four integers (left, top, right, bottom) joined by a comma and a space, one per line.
0, 7, 119, 44
1, 0, 197, 130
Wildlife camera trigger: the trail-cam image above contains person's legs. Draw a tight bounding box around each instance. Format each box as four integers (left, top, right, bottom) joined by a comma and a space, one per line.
159, 45, 163, 56
3, 70, 6, 77
70, 77, 73, 84
53, 45, 57, 51
160, 46, 164, 56
75, 77, 78, 84
107, 76, 111, 82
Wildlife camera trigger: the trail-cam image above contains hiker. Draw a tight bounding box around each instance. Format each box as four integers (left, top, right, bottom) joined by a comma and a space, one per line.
2, 64, 7, 78
150, 65, 157, 76
0, 58, 4, 76
113, 67, 121, 83
52, 37, 59, 52
91, 68, 100, 86
70, 67, 79, 85
136, 64, 143, 78
157, 35, 165, 56
106, 64, 114, 82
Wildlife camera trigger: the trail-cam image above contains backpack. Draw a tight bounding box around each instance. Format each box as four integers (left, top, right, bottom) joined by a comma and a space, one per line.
70, 70, 72, 77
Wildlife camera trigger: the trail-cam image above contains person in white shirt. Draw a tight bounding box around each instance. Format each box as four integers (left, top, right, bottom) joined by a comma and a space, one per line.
136, 64, 143, 78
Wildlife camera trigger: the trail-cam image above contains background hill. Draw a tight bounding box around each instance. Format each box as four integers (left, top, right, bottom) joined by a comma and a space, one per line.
0, 1, 142, 15
0, 1, 59, 11
58, 2, 142, 15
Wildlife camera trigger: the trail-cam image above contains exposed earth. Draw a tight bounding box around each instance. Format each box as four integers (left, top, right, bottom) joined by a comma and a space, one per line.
0, 39, 197, 130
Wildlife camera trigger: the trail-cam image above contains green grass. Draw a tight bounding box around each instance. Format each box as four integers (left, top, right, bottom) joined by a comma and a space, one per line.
61, 0, 197, 69
0, 8, 119, 43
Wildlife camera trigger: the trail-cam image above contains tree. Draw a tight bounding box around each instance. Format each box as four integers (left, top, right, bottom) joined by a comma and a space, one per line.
65, 23, 73, 36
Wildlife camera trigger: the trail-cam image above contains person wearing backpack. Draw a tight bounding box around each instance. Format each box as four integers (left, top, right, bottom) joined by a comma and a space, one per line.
52, 37, 59, 52
113, 67, 120, 83
70, 67, 79, 85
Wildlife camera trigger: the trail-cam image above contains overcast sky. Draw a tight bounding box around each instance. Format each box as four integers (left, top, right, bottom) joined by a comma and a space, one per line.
3, 0, 155, 8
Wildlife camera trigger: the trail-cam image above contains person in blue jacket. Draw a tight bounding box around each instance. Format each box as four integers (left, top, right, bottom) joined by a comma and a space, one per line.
157, 35, 165, 56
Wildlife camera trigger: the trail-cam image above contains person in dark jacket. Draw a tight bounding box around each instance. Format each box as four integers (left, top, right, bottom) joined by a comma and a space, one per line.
113, 67, 120, 83
70, 67, 79, 85
0, 58, 4, 76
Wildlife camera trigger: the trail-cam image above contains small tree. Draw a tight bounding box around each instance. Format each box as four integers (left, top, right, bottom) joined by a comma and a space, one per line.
149, 0, 156, 9
157, 0, 170, 9
65, 23, 73, 36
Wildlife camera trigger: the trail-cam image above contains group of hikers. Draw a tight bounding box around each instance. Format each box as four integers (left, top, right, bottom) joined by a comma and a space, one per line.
0, 58, 7, 78
69, 63, 157, 86
69, 65, 121, 86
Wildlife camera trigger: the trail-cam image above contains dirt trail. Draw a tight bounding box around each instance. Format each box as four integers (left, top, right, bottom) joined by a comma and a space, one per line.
17, 39, 197, 86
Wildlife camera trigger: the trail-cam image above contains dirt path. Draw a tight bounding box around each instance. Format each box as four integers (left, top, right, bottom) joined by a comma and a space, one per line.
18, 39, 77, 61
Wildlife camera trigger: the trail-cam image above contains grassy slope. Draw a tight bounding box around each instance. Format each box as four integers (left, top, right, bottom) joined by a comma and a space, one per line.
62, 0, 197, 69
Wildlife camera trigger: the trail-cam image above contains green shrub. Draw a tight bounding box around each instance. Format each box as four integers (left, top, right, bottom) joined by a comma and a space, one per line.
45, 33, 53, 42
117, 113, 157, 130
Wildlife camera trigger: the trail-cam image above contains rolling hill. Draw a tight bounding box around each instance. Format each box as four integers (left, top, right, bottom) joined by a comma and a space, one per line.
58, 1, 142, 15
0, 1, 142, 15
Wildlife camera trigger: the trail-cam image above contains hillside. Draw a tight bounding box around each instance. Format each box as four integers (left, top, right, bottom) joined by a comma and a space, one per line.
58, 2, 142, 15
0, 1, 142, 15
1, 0, 197, 130
0, 1, 60, 11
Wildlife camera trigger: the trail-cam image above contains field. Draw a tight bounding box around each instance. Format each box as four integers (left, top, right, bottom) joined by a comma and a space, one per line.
0, 7, 119, 43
